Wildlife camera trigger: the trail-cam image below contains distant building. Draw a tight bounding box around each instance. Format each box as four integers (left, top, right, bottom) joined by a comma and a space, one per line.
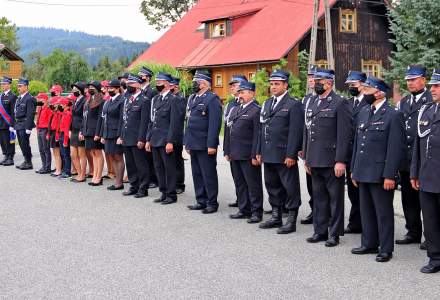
0, 44, 23, 79
132, 0, 393, 100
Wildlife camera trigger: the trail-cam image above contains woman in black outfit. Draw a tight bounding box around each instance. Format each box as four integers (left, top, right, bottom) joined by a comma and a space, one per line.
100, 79, 125, 190
79, 81, 104, 186
70, 82, 88, 182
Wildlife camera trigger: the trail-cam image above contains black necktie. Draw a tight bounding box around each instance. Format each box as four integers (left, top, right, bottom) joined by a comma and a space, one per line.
354, 99, 359, 108
369, 106, 376, 119
271, 97, 277, 112
238, 105, 243, 114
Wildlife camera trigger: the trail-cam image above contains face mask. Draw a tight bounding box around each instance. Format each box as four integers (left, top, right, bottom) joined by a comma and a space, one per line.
121, 82, 127, 89
363, 93, 376, 105
67, 102, 73, 107
58, 106, 64, 112
73, 91, 81, 97
156, 85, 165, 92
36, 101, 44, 107
50, 92, 56, 97
314, 83, 326, 95
49, 104, 55, 110
126, 86, 136, 94
170, 88, 175, 94
141, 78, 147, 84
108, 90, 116, 97
89, 90, 96, 96
349, 86, 360, 97
192, 81, 201, 93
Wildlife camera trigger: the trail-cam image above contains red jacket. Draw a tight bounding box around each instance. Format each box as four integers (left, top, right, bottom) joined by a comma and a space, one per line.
36, 106, 53, 129
58, 109, 72, 147
47, 111, 62, 141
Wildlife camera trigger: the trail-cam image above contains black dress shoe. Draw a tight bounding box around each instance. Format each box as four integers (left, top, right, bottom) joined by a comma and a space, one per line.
325, 236, 340, 247
134, 190, 148, 198
351, 246, 379, 255
247, 215, 262, 224
277, 210, 298, 234
420, 264, 440, 274
300, 211, 313, 225
187, 203, 206, 210
230, 211, 251, 219
306, 233, 328, 243
17, 162, 33, 170
2, 158, 14, 166
420, 241, 427, 250
123, 189, 138, 196
161, 198, 177, 205
228, 202, 238, 208
35, 168, 44, 174
107, 184, 124, 191
149, 182, 158, 189
202, 207, 218, 214
344, 227, 362, 234
89, 180, 103, 186
39, 170, 52, 174
376, 252, 393, 262
396, 235, 421, 245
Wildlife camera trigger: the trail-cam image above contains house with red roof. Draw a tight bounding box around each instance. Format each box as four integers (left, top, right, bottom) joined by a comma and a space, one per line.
131, 0, 393, 100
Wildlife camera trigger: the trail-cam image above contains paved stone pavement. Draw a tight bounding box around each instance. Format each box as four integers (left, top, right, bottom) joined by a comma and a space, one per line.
0, 135, 438, 299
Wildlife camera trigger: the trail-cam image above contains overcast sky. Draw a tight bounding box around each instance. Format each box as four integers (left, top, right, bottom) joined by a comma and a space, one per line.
1, 0, 165, 43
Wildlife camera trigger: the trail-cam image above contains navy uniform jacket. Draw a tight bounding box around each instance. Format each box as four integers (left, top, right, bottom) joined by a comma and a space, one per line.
399, 90, 432, 171
0, 90, 17, 129
14, 92, 36, 131
351, 101, 405, 183
119, 92, 150, 147
71, 95, 87, 131
100, 95, 124, 139
142, 84, 157, 101
304, 90, 352, 168
258, 93, 304, 164
224, 101, 261, 161
184, 91, 222, 150
81, 98, 104, 138
222, 98, 240, 156
411, 102, 440, 193
347, 95, 369, 161
147, 92, 184, 147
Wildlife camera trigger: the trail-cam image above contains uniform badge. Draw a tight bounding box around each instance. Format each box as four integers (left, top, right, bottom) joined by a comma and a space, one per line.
419, 120, 429, 126
359, 123, 365, 129
281, 108, 289, 112
202, 111, 206, 116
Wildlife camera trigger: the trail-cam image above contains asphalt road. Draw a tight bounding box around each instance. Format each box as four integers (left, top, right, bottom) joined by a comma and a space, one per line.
0, 136, 438, 299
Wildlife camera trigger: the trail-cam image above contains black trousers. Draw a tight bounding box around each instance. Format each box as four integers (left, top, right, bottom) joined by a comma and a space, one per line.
306, 172, 313, 210
311, 167, 345, 237
175, 144, 185, 190
359, 182, 395, 253
264, 162, 301, 211
16, 129, 32, 161
400, 171, 423, 239
124, 146, 150, 192
231, 159, 263, 216
152, 146, 177, 200
190, 150, 218, 208
420, 191, 440, 267
0, 129, 15, 157
37, 128, 51, 171
346, 167, 362, 231
147, 151, 157, 184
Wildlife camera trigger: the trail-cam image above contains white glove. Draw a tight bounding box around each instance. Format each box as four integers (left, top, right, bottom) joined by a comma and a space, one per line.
9, 127, 15, 133
25, 129, 32, 135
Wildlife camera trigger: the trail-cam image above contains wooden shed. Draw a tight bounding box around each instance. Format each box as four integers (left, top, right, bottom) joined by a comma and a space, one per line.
0, 43, 24, 79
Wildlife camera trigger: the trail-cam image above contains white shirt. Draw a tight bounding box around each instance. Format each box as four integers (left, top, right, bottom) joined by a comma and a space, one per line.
272, 91, 288, 109
111, 94, 120, 101
354, 94, 364, 106
160, 90, 170, 99
411, 88, 426, 106
239, 100, 254, 110
372, 99, 387, 114
2, 89, 10, 96
131, 91, 142, 100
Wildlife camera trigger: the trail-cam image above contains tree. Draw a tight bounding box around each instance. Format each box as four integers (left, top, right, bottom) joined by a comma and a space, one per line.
140, 0, 197, 30
0, 17, 19, 51
386, 0, 440, 92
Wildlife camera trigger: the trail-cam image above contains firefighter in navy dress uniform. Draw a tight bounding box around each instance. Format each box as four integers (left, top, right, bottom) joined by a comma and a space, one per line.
351, 76, 405, 263
257, 70, 304, 234
185, 70, 222, 214
224, 81, 264, 224
303, 68, 352, 247
410, 69, 440, 273
0, 76, 17, 166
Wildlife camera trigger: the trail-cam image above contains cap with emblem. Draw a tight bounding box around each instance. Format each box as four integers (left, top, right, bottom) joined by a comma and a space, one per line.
71, 81, 86, 92
345, 71, 367, 84
127, 74, 142, 84
138, 66, 154, 78
428, 68, 440, 85
18, 78, 29, 86
193, 69, 212, 82
237, 81, 256, 92
405, 65, 426, 80
156, 72, 172, 82
1, 76, 12, 84
269, 70, 290, 82
108, 78, 121, 87
88, 80, 102, 91
118, 72, 130, 80
229, 74, 248, 85
170, 76, 180, 86
314, 68, 335, 80
307, 65, 317, 76
362, 76, 390, 93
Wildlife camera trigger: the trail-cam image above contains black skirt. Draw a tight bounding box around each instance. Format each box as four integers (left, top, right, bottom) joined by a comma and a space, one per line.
49, 131, 59, 148
104, 138, 124, 155
85, 136, 104, 150
70, 130, 85, 147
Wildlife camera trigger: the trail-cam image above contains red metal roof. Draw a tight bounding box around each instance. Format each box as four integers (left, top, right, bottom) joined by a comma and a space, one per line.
131, 0, 337, 69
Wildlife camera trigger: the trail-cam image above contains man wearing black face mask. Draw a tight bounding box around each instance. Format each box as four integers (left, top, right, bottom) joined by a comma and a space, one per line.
396, 65, 432, 249
138, 66, 159, 189
303, 68, 352, 247
343, 71, 369, 235
351, 76, 405, 263
118, 73, 130, 97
